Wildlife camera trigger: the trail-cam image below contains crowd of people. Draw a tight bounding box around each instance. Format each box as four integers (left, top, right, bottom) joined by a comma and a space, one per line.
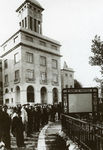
0, 103, 62, 150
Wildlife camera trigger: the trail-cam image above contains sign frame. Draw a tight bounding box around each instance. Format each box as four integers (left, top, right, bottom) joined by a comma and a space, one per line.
62, 88, 98, 115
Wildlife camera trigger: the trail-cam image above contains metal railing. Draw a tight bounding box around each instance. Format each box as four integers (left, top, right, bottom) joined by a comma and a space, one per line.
61, 114, 103, 150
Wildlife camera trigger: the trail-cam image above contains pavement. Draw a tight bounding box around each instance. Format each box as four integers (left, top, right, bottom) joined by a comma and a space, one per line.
10, 121, 80, 150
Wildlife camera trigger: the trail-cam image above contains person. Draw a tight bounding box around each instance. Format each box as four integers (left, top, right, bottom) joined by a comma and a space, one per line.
2, 105, 11, 150
33, 106, 41, 132
21, 105, 28, 136
0, 105, 4, 143
11, 110, 25, 148
26, 106, 33, 137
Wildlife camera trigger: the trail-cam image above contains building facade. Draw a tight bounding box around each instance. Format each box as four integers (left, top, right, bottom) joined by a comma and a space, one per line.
0, 0, 61, 106
61, 62, 74, 89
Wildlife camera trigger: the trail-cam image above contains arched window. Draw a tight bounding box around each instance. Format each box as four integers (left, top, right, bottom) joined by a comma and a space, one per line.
52, 88, 58, 104
5, 88, 9, 93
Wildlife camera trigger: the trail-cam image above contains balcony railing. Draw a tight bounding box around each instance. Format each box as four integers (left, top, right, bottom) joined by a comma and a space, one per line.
4, 82, 9, 87
26, 78, 35, 83
14, 78, 20, 84
40, 79, 48, 85
52, 81, 59, 86
61, 114, 103, 150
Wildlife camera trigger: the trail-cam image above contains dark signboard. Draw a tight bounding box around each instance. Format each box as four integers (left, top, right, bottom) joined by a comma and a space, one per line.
62, 88, 98, 114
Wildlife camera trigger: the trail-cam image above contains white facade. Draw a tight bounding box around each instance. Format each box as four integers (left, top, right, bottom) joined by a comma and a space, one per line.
61, 62, 74, 89
0, 0, 61, 106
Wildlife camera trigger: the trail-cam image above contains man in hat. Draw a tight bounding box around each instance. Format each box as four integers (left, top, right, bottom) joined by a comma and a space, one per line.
12, 109, 25, 148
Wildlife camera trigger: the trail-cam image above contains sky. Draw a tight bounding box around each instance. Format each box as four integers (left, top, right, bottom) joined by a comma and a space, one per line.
0, 0, 103, 87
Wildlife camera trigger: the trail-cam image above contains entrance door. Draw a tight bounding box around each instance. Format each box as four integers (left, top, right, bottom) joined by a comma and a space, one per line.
27, 86, 34, 102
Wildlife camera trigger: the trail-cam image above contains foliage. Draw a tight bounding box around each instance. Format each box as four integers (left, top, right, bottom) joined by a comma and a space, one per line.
89, 35, 103, 74
74, 79, 82, 88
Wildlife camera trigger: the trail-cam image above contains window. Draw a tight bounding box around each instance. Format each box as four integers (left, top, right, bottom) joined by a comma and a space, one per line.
15, 70, 20, 80
5, 88, 9, 93
38, 21, 40, 33
70, 74, 72, 78
5, 75, 8, 83
51, 45, 57, 50
26, 70, 34, 80
5, 99, 9, 104
41, 72, 47, 81
14, 53, 19, 64
11, 88, 13, 92
40, 41, 46, 47
19, 22, 21, 26
25, 36, 33, 42
26, 52, 33, 63
40, 56, 46, 66
29, 5, 32, 9
30, 17, 32, 30
11, 98, 13, 103
65, 73, 68, 77
52, 59, 58, 69
4, 59, 8, 69
38, 9, 40, 13
22, 20, 24, 27
65, 85, 68, 88
53, 74, 58, 83
25, 17, 27, 28
34, 19, 36, 32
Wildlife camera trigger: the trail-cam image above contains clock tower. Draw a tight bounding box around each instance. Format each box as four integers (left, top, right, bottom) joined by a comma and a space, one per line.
16, 0, 44, 34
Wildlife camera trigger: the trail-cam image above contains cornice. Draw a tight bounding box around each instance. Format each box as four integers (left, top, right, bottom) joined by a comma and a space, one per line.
1, 42, 62, 58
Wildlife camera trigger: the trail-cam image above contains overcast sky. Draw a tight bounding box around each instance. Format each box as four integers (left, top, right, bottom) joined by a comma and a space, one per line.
0, 0, 103, 87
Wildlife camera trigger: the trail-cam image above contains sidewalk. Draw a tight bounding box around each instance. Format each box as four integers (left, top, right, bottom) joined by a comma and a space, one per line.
37, 121, 80, 150
10, 121, 80, 150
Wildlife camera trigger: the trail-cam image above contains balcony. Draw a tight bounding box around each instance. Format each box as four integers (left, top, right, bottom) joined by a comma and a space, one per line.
52, 81, 59, 86
4, 82, 9, 87
26, 78, 35, 83
40, 79, 48, 85
14, 78, 20, 84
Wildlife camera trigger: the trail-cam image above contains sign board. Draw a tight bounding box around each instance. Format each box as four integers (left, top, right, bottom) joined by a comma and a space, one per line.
62, 88, 98, 114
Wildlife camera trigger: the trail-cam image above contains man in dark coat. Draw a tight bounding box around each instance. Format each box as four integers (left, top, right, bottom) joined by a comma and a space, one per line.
0, 105, 4, 142
2, 105, 11, 150
26, 106, 33, 137
11, 110, 25, 148
33, 106, 41, 132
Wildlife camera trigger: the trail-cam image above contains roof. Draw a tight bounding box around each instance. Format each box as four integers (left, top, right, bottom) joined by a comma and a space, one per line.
62, 61, 74, 72
16, 0, 44, 12
28, 0, 43, 9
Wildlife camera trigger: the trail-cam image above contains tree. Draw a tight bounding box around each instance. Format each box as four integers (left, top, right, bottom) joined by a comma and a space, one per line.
74, 79, 82, 88
89, 35, 103, 98
89, 35, 103, 75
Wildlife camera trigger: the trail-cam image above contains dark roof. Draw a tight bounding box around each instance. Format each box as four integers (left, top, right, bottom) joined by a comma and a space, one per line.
28, 0, 43, 9
16, 0, 44, 12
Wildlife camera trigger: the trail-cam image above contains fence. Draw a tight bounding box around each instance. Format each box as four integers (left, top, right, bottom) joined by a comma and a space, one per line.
61, 114, 103, 150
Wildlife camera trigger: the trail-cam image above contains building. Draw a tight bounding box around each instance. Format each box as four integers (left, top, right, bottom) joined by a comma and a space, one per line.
61, 61, 74, 89
0, 59, 3, 104
0, 0, 61, 106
